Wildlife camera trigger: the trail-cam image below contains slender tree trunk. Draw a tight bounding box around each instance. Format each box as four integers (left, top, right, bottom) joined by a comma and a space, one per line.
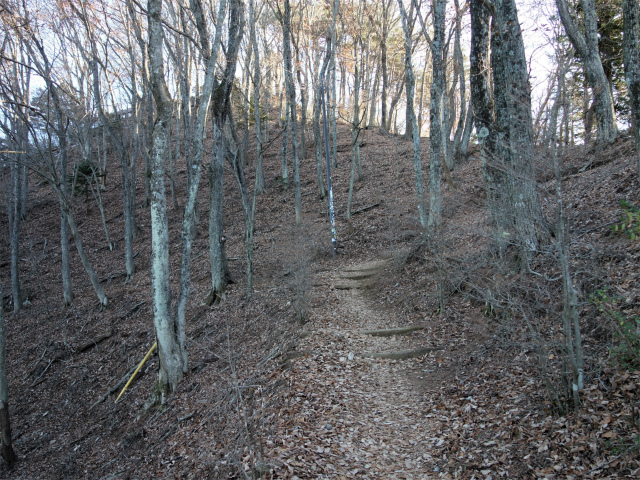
64, 206, 108, 307
347, 36, 362, 228
380, 0, 390, 131
249, 0, 266, 194
282, 0, 302, 223
281, 103, 290, 189
459, 97, 473, 157
417, 52, 429, 134
399, 0, 427, 228
208, 0, 244, 303
452, 0, 466, 162
9, 142, 22, 313
314, 37, 330, 199
296, 47, 308, 161
241, 48, 251, 166
329, 0, 339, 168
172, 0, 230, 372
0, 277, 16, 467
208, 122, 231, 305
369, 58, 380, 127
60, 207, 73, 305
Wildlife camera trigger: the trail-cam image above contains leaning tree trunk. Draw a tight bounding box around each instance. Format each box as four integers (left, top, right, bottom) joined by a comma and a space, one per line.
0, 277, 17, 467
30, 30, 110, 307
623, 0, 640, 179
556, 0, 617, 144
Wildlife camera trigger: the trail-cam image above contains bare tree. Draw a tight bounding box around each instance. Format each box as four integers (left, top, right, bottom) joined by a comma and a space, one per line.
400, 0, 427, 229
147, 0, 184, 398
556, 0, 617, 144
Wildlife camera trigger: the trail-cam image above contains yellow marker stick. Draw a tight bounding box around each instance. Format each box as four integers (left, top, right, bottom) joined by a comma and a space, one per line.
115, 342, 157, 404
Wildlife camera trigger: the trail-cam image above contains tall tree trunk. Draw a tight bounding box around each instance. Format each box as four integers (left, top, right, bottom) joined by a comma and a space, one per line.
380, 0, 391, 131
556, 0, 617, 144
470, 0, 502, 236
174, 0, 229, 371
148, 0, 183, 398
399, 0, 427, 228
9, 133, 22, 313
329, 1, 339, 168
282, 0, 302, 223
314, 36, 331, 199
209, 0, 244, 303
347, 35, 362, 227
241, 48, 252, 166
623, 0, 640, 179
296, 47, 308, 161
249, 0, 266, 194
428, 0, 446, 229
452, 0, 466, 163
492, 0, 546, 257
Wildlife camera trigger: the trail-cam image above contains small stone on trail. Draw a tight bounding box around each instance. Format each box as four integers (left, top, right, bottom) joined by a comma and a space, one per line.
339, 356, 346, 362
348, 352, 354, 360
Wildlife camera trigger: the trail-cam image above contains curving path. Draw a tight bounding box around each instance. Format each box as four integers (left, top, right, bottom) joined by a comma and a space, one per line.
271, 258, 445, 479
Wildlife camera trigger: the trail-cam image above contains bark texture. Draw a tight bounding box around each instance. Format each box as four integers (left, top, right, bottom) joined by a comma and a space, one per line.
623, 0, 640, 178
556, 0, 617, 144
148, 0, 183, 396
0, 278, 17, 466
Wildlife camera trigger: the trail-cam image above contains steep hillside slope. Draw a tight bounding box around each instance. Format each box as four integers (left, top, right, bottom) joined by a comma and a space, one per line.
0, 124, 638, 479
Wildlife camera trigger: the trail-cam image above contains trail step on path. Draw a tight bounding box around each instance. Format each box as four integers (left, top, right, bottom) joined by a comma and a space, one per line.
282, 255, 444, 478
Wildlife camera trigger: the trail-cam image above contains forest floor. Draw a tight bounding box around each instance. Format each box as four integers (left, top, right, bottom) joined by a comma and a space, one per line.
1, 120, 639, 479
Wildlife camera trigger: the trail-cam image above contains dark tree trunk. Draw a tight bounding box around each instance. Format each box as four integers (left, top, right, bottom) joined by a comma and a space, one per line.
623, 0, 640, 178
0, 277, 16, 466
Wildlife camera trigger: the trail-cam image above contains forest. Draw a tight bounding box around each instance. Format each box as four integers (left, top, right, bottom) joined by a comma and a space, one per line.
0, 0, 639, 477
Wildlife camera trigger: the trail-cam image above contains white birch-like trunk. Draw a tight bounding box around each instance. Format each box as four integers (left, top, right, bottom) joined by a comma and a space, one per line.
399, 0, 427, 229
148, 0, 183, 397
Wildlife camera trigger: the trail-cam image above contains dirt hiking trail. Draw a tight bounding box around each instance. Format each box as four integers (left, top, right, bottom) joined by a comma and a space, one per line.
272, 254, 446, 479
